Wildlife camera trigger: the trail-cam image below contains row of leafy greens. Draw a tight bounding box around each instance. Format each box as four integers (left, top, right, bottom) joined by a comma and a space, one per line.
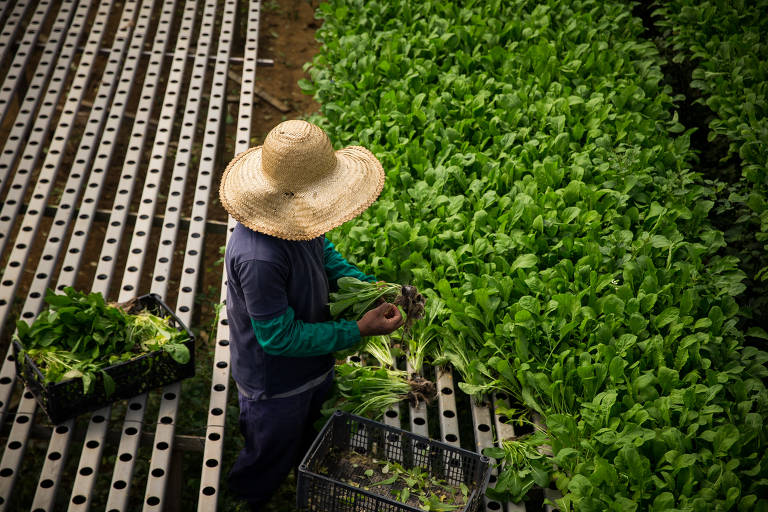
303, 0, 767, 509
653, 0, 768, 330
15, 287, 190, 396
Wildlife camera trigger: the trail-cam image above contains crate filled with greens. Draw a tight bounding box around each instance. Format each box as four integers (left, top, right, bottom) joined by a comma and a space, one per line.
12, 287, 194, 424
298, 411, 491, 512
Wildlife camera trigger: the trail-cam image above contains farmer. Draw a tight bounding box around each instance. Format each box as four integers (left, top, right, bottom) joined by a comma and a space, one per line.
219, 119, 403, 510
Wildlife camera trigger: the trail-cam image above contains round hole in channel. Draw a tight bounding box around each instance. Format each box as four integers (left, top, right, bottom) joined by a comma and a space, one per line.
443, 410, 456, 418
441, 387, 453, 395
213, 384, 225, 392
478, 423, 491, 432
216, 361, 227, 369
86, 440, 99, 449
218, 340, 229, 347
163, 392, 176, 400
119, 453, 132, 462
129, 402, 142, 410
414, 417, 426, 426
7, 441, 21, 450
16, 416, 29, 424
488, 501, 501, 510
55, 425, 69, 434
79, 467, 93, 476
151, 468, 164, 477
48, 452, 61, 460
40, 479, 54, 488
125, 427, 138, 435
208, 433, 220, 441
211, 408, 223, 416
206, 459, 218, 468
202, 487, 216, 496
71, 495, 86, 505
160, 416, 173, 424
385, 410, 398, 418
445, 434, 458, 443
146, 497, 160, 506
113, 480, 127, 489
156, 441, 169, 450
93, 415, 105, 423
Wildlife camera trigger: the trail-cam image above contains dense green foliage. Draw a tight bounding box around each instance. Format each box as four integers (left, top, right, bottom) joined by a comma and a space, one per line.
654, 0, 768, 290
303, 0, 768, 509
15, 288, 190, 395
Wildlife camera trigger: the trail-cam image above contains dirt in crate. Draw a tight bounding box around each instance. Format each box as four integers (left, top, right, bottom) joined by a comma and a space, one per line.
318, 448, 469, 509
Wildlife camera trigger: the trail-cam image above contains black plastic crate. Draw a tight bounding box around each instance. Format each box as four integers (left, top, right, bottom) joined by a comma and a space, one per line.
13, 293, 194, 424
298, 410, 492, 512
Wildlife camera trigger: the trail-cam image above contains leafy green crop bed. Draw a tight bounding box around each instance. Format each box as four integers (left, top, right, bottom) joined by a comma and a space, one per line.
303, 0, 768, 510
653, 0, 768, 325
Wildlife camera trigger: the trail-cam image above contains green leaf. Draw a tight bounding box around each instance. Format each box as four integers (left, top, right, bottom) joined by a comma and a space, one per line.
510, 254, 538, 273
102, 372, 115, 398
567, 474, 592, 497
746, 327, 768, 340
482, 447, 506, 460
655, 308, 679, 329
652, 492, 675, 511
373, 475, 398, 486
162, 343, 190, 364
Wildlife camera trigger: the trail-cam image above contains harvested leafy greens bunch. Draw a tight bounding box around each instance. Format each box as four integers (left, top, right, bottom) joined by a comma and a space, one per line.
329, 277, 426, 331
14, 287, 190, 395
321, 364, 436, 421
325, 278, 436, 419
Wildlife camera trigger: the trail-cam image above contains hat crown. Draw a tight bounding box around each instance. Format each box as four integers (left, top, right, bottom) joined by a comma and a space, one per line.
261, 120, 337, 188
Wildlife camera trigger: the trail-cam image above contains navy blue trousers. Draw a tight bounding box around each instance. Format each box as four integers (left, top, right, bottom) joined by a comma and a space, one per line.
228, 372, 333, 509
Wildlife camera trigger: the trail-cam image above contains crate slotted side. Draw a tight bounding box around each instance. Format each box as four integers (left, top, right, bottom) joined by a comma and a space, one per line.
12, 293, 195, 424
298, 411, 491, 512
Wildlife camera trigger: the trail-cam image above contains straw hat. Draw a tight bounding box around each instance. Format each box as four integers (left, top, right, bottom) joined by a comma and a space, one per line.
219, 120, 385, 240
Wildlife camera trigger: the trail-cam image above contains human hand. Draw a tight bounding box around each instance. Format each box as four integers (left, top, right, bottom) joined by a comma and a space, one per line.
357, 302, 404, 336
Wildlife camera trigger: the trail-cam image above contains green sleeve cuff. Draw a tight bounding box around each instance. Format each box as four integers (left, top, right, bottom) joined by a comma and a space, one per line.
251, 307, 362, 357
323, 238, 376, 284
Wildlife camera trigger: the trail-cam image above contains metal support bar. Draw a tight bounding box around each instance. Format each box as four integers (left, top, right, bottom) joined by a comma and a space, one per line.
406, 360, 429, 437
0, 0, 140, 504
197, 0, 260, 509
1, 423, 206, 453
27, 204, 230, 234
105, 0, 197, 506
492, 395, 526, 512
0, 0, 31, 72
0, 0, 79, 200
470, 400, 505, 512
34, 41, 273, 66
435, 367, 461, 447
0, 0, 56, 128
0, 0, 118, 438
67, 0, 175, 508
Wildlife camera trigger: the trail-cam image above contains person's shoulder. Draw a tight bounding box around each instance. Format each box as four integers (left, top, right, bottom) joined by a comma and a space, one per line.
227, 224, 287, 264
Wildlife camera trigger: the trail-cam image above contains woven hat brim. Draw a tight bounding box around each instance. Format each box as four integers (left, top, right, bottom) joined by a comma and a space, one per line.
219, 145, 385, 240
